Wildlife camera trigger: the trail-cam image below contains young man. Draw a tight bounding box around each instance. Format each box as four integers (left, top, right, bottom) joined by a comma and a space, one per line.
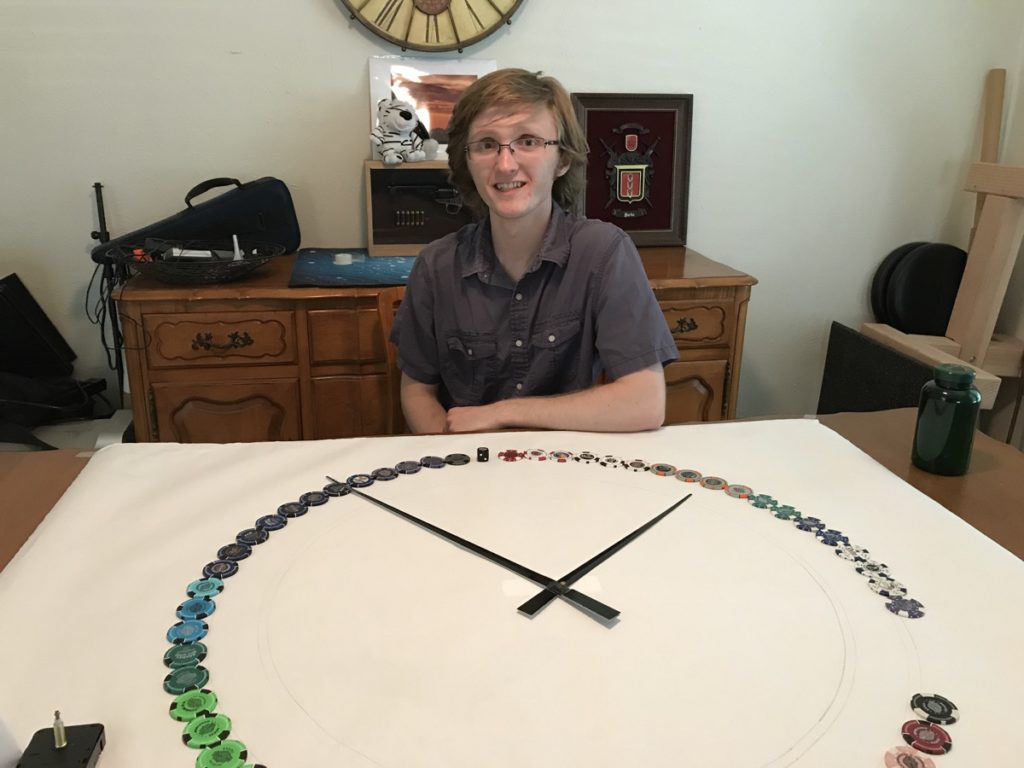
390, 69, 678, 434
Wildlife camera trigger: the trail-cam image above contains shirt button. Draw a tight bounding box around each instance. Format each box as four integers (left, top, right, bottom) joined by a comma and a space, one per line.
467, 349, 473, 356
548, 334, 556, 342
515, 293, 523, 301
515, 383, 523, 391
515, 339, 523, 348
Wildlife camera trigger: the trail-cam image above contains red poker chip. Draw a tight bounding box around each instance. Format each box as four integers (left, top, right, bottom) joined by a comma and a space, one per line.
884, 746, 936, 768
497, 450, 526, 462
901, 720, 952, 755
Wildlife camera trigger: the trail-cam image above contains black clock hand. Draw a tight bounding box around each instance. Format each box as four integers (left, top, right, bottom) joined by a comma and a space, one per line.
518, 494, 692, 617
337, 482, 620, 622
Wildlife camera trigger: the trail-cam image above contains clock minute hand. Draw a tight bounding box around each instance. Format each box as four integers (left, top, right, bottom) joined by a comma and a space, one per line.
341, 484, 621, 622
518, 493, 693, 618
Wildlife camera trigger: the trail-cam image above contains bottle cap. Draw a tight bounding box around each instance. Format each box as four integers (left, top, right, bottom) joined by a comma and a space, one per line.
933, 363, 975, 388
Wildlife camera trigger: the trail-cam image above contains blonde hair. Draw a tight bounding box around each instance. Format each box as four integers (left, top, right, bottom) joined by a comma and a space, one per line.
446, 69, 588, 216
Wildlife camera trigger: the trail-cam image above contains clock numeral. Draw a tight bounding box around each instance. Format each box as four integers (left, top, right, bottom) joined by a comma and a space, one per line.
374, 0, 405, 31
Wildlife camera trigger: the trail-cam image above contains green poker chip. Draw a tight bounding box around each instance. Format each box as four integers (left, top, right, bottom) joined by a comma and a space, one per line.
164, 665, 210, 695
183, 713, 232, 749
773, 505, 801, 520
164, 642, 208, 669
169, 688, 218, 722
195, 739, 248, 768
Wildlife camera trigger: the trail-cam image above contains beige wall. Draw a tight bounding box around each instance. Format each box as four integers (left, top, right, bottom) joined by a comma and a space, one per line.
2, 1, 1024, 420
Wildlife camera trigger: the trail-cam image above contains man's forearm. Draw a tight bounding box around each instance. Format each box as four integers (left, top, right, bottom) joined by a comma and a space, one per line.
400, 376, 448, 434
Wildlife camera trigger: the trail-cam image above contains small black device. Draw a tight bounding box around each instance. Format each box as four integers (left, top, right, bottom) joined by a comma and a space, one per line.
17, 721, 104, 768
0, 274, 76, 377
477, 447, 489, 462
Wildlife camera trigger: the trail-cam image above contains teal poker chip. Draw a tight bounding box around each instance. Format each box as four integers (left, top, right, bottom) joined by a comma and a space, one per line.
177, 597, 216, 621
748, 494, 777, 507
196, 739, 248, 768
187, 578, 224, 599
699, 476, 727, 490
163, 664, 210, 695
675, 469, 701, 483
169, 688, 218, 722
772, 505, 801, 520
183, 713, 232, 749
167, 620, 209, 645
164, 642, 208, 669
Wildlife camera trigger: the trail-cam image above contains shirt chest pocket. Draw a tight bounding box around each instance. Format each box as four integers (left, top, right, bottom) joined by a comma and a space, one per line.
530, 317, 582, 372
442, 334, 498, 404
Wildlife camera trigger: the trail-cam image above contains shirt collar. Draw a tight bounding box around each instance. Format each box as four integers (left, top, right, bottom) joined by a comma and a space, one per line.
460, 204, 573, 280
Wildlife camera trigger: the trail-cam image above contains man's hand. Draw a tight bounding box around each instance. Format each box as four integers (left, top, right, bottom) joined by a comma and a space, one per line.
446, 403, 508, 433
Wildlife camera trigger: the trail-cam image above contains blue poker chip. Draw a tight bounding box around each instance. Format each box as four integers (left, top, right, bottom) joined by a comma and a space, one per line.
167, 619, 209, 644
255, 514, 287, 532
886, 597, 925, 619
420, 456, 446, 469
299, 491, 329, 506
278, 502, 308, 518
794, 517, 825, 532
187, 578, 224, 599
395, 461, 422, 475
216, 543, 252, 562
235, 528, 268, 547
202, 560, 238, 579
323, 482, 351, 496
346, 473, 375, 488
371, 467, 399, 481
816, 530, 849, 547
177, 597, 216, 621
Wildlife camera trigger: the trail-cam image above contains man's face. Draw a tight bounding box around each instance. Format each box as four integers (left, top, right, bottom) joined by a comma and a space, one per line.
465, 102, 567, 227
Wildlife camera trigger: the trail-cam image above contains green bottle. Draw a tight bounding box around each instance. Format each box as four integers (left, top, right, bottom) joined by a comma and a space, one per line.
911, 363, 982, 476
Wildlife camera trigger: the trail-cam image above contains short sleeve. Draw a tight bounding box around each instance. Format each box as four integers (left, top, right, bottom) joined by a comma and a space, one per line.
390, 255, 442, 385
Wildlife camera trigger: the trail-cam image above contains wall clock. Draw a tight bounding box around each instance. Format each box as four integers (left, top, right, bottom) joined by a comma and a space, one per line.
339, 0, 525, 53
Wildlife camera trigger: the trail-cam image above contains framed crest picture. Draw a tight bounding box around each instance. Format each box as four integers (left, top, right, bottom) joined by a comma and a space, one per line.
572, 93, 692, 246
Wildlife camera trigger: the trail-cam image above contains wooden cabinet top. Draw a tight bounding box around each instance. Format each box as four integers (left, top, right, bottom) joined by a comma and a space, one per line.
115, 247, 756, 302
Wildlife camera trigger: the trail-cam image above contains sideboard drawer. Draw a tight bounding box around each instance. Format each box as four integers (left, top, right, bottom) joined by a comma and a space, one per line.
660, 300, 734, 348
143, 311, 297, 369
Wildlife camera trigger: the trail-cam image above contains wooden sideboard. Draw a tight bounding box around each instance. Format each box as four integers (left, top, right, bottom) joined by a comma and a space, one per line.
114, 249, 755, 442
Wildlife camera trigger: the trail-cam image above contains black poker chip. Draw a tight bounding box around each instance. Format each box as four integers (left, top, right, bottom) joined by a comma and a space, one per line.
395, 461, 422, 475
346, 474, 375, 487
887, 597, 925, 619
299, 491, 329, 506
278, 502, 309, 518
235, 528, 268, 547
202, 560, 238, 579
420, 456, 446, 468
371, 467, 399, 481
255, 514, 287, 532
911, 693, 959, 725
216, 543, 252, 562
444, 453, 471, 465
323, 482, 351, 496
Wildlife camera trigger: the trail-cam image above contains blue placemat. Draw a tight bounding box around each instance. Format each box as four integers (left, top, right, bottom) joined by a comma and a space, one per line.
289, 248, 416, 287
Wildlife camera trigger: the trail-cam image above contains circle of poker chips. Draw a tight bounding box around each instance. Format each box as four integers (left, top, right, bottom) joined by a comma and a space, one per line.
444, 453, 471, 466
598, 455, 624, 468
169, 688, 218, 722
911, 693, 959, 725
547, 450, 573, 463
420, 455, 446, 468
203, 560, 239, 579
235, 528, 268, 547
217, 543, 252, 562
855, 560, 890, 578
187, 578, 224, 599
834, 544, 870, 562
346, 473, 375, 487
497, 450, 526, 462
395, 460, 422, 475
167, 619, 209, 644
815, 529, 849, 547
868, 576, 908, 598
164, 642, 208, 669
184, 713, 233, 749
299, 491, 329, 506
277, 502, 309, 518
699, 476, 727, 490
255, 514, 286, 532
195, 739, 248, 768
650, 463, 676, 476
573, 451, 599, 464
884, 746, 936, 768
526, 449, 548, 461
177, 597, 216, 621
725, 484, 753, 499
163, 664, 210, 695
625, 459, 650, 473
323, 481, 351, 496
900, 719, 952, 754
371, 467, 399, 481
887, 597, 925, 619
773, 505, 800, 520
794, 516, 825, 532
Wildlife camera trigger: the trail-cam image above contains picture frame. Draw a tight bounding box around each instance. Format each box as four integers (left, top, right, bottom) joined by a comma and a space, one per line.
368, 56, 496, 155
571, 93, 693, 247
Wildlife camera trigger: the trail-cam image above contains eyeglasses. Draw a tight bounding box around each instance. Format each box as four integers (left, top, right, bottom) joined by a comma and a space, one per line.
464, 136, 560, 159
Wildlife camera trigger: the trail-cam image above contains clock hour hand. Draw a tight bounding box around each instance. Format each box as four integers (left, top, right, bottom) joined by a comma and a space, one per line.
518, 494, 692, 618
338, 483, 620, 622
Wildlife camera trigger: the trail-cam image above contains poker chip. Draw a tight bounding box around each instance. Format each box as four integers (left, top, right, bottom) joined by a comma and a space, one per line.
834, 544, 870, 562
167, 620, 209, 645
235, 528, 268, 547
216, 543, 252, 562
868, 576, 908, 598
900, 719, 952, 754
573, 451, 599, 464
163, 664, 209, 695
299, 491, 329, 506
624, 459, 650, 472
187, 578, 224, 599
650, 463, 677, 476
598, 455, 625, 469
884, 745, 936, 768
164, 642, 208, 669
725, 484, 753, 499
815, 529, 849, 547
887, 597, 926, 619
323, 482, 351, 496
911, 693, 959, 725
855, 560, 890, 578
169, 688, 218, 722
346, 474, 375, 487
195, 739, 248, 768
497, 450, 526, 462
278, 502, 309, 518
548, 450, 573, 463
794, 517, 825, 532
748, 494, 777, 508
675, 469, 702, 483
526, 449, 548, 461
255, 514, 287, 532
371, 467, 398, 481
773, 505, 801, 520
420, 456, 446, 468
395, 461, 422, 475
444, 453, 471, 465
699, 476, 727, 490
202, 560, 238, 580
177, 597, 216, 621
183, 713, 232, 749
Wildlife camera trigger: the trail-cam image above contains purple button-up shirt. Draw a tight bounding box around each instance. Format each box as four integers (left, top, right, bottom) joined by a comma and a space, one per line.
390, 206, 678, 409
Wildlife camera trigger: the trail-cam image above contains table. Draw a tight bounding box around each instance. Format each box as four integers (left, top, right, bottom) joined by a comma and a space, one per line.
1, 416, 1021, 767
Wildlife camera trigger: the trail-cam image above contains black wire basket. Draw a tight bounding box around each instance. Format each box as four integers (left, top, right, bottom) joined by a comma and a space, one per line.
104, 238, 284, 285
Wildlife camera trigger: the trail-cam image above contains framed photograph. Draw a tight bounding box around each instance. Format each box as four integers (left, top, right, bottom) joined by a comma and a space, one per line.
369, 56, 496, 154
572, 93, 692, 246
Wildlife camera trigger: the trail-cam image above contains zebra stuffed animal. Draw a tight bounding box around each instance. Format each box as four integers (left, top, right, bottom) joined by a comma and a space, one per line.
370, 98, 439, 165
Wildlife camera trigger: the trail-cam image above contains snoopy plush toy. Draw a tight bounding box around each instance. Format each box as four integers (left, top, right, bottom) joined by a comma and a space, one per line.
370, 98, 439, 165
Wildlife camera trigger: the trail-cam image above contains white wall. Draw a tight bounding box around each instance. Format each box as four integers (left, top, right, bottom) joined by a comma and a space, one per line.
2, 0, 1023, 419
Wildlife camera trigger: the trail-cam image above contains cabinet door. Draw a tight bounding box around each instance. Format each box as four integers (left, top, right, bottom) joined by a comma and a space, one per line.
310, 375, 390, 438
664, 360, 727, 424
151, 380, 301, 442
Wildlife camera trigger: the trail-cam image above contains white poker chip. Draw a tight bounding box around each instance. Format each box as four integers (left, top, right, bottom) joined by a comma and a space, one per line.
624, 459, 650, 472
598, 455, 625, 468
547, 450, 573, 463
526, 449, 548, 461
573, 451, 599, 464
834, 544, 870, 562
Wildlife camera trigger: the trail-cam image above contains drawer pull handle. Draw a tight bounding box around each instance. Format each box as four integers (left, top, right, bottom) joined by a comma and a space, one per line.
675, 317, 699, 333
191, 331, 254, 351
